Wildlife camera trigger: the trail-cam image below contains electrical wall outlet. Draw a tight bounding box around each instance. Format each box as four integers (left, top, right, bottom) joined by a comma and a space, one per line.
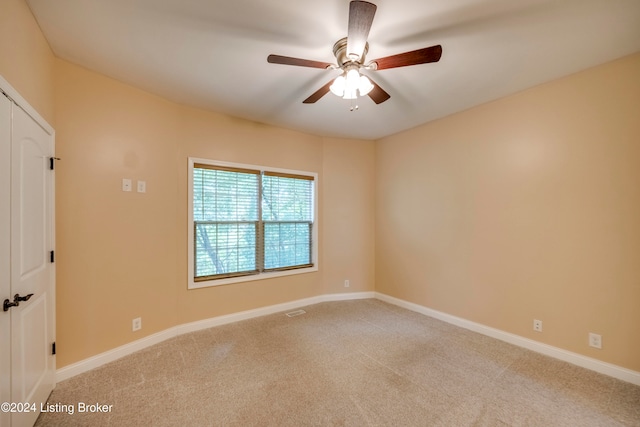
533, 319, 543, 332
344, 279, 350, 288
132, 317, 142, 332
137, 180, 146, 193
589, 333, 602, 349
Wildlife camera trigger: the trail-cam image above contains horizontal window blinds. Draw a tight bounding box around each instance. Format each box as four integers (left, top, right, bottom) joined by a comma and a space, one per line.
193, 164, 314, 281
262, 173, 313, 271
193, 165, 259, 280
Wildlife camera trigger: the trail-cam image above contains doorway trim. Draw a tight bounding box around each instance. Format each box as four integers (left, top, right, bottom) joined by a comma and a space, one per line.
0, 76, 54, 136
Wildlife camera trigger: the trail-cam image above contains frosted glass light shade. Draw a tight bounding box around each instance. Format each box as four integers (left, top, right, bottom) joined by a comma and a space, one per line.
330, 69, 373, 99
343, 87, 358, 99
330, 75, 346, 96
358, 75, 374, 96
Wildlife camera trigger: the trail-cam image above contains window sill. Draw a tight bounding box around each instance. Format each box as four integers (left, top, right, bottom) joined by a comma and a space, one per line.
188, 264, 318, 289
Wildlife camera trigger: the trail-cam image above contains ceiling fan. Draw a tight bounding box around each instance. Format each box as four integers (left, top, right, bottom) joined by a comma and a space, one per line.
267, 0, 442, 105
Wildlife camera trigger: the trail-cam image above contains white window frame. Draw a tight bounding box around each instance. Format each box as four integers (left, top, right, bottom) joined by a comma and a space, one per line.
188, 157, 318, 289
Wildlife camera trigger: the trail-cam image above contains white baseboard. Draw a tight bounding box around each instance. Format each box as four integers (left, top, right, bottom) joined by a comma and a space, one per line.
56, 291, 374, 382
56, 327, 178, 382
176, 292, 374, 335
375, 292, 640, 386
58, 290, 638, 386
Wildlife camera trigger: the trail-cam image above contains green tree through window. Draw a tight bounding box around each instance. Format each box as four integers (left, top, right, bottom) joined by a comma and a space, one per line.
193, 163, 315, 282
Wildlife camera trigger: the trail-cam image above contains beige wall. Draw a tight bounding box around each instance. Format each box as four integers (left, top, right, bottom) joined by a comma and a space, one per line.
53, 59, 376, 367
0, 0, 55, 124
322, 138, 376, 294
376, 53, 640, 371
54, 60, 181, 366
174, 106, 325, 325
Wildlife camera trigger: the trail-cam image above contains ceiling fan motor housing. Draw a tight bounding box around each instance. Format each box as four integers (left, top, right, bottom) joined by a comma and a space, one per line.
333, 37, 369, 69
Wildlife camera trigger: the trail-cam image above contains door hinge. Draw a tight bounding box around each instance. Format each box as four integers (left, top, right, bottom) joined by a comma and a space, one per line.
49, 157, 60, 170
50, 250, 55, 263
52, 342, 56, 355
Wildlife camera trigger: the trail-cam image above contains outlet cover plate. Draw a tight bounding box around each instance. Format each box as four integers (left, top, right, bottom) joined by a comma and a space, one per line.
533, 319, 543, 332
132, 317, 142, 332
589, 333, 602, 349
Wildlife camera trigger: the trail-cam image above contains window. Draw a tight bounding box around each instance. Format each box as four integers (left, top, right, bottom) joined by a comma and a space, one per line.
188, 158, 317, 288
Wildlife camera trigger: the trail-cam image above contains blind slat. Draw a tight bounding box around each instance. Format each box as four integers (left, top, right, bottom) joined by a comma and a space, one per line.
194, 163, 260, 174
263, 171, 315, 180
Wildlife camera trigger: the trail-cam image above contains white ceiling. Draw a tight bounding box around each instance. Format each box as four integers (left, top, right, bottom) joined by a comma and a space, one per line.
27, 0, 640, 140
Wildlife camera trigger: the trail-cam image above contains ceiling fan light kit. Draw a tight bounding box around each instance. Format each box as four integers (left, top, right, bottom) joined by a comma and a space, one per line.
267, 0, 443, 106
330, 67, 374, 99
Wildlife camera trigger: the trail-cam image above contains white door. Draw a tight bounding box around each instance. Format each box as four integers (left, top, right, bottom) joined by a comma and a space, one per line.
7, 98, 55, 427
0, 90, 12, 427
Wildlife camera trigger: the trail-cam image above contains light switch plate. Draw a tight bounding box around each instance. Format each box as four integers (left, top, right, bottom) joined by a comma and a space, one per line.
122, 178, 132, 192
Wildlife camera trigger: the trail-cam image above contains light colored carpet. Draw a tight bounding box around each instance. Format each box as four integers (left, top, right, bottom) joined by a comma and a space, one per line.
36, 299, 640, 426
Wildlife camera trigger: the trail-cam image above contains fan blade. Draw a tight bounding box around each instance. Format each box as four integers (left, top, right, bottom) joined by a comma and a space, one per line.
347, 1, 377, 61
303, 80, 334, 104
372, 45, 442, 70
367, 78, 390, 104
268, 54, 333, 69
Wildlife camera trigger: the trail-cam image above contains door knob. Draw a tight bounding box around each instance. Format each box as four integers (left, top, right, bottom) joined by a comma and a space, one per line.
3, 299, 18, 312
14, 293, 34, 302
